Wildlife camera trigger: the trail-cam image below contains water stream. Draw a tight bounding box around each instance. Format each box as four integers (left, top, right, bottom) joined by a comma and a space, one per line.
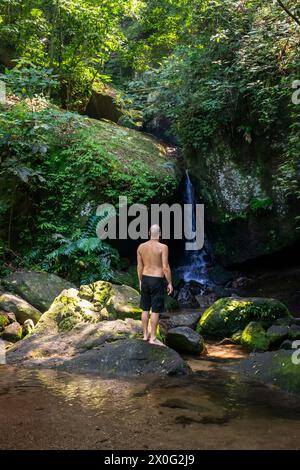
1, 363, 300, 449
176, 171, 211, 286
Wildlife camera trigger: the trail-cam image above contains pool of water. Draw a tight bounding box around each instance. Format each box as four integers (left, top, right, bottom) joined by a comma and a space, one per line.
1, 363, 300, 450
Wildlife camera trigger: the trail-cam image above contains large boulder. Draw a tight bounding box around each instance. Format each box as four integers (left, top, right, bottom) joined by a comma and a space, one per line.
237, 349, 300, 394
166, 327, 205, 354
241, 322, 270, 352
197, 297, 291, 338
0, 292, 41, 325
1, 271, 75, 312
56, 339, 190, 377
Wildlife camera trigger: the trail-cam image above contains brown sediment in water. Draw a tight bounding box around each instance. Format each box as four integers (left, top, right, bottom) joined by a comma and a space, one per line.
1, 364, 300, 450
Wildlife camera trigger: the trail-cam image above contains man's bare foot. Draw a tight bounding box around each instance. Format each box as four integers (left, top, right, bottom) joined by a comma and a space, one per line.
143, 333, 150, 341
149, 337, 165, 346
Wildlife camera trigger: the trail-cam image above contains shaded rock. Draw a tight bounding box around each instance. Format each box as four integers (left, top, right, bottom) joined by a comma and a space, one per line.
2, 322, 23, 342
164, 294, 180, 312
56, 339, 189, 377
166, 327, 205, 354
0, 292, 41, 325
231, 330, 243, 344
266, 325, 290, 346
197, 297, 291, 338
280, 339, 294, 350
241, 322, 270, 352
85, 88, 123, 124
237, 349, 300, 394
1, 271, 75, 311
159, 312, 202, 337
289, 324, 300, 340
273, 317, 294, 326
195, 293, 218, 311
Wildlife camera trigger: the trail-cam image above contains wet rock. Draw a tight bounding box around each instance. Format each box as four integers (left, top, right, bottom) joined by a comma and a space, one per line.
231, 330, 243, 344
241, 322, 270, 352
207, 265, 235, 286
1, 271, 75, 312
237, 349, 300, 394
0, 292, 41, 325
266, 325, 290, 346
197, 297, 291, 338
2, 322, 23, 342
280, 339, 294, 350
57, 339, 190, 377
289, 324, 300, 340
166, 326, 205, 354
177, 284, 200, 309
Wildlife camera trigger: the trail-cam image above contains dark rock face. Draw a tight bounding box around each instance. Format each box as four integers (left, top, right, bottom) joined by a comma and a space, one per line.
85, 89, 122, 123
1, 271, 75, 312
290, 324, 300, 339
57, 339, 190, 377
280, 339, 294, 350
266, 325, 290, 346
187, 141, 300, 265
166, 327, 205, 354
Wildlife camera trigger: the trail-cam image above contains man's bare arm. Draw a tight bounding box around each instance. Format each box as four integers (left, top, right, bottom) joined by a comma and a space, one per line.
137, 247, 144, 290
162, 245, 173, 295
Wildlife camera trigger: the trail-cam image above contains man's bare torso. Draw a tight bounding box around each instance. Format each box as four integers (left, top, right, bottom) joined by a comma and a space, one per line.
138, 240, 166, 277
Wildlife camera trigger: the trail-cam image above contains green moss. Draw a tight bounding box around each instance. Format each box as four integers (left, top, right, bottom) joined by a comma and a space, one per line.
241, 322, 270, 352
0, 314, 9, 329
197, 297, 291, 338
270, 351, 300, 393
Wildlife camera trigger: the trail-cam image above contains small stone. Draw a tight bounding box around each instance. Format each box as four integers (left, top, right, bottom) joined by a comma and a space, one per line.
2, 322, 23, 342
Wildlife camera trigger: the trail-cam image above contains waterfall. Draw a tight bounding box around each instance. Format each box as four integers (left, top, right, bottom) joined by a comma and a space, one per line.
176, 170, 211, 285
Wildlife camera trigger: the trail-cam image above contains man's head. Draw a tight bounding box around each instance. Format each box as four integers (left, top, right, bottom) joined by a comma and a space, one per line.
149, 224, 161, 240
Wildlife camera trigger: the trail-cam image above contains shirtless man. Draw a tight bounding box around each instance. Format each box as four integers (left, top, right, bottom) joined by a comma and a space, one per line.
137, 224, 173, 345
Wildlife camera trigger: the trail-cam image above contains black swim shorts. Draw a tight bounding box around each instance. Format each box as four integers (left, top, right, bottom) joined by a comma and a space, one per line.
140, 275, 165, 313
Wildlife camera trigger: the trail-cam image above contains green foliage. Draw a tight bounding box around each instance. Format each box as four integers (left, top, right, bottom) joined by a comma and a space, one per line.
249, 197, 273, 212
0, 0, 128, 108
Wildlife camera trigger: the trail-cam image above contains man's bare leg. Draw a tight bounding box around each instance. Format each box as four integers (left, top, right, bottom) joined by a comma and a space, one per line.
141, 311, 150, 340
149, 312, 165, 346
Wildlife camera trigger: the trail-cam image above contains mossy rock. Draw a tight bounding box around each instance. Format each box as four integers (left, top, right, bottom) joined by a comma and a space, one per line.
266, 325, 290, 346
0, 292, 42, 325
238, 350, 300, 394
0, 313, 10, 330
231, 330, 243, 344
197, 297, 291, 338
241, 322, 270, 352
35, 281, 142, 334
1, 271, 75, 312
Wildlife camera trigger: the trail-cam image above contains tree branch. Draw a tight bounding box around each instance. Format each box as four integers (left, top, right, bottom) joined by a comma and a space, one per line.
276, 0, 300, 27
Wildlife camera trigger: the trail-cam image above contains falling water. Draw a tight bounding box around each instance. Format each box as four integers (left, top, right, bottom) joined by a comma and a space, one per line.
176, 170, 211, 285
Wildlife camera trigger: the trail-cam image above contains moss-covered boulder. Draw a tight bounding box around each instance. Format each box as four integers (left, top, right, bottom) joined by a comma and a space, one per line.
79, 281, 142, 320
237, 349, 300, 394
1, 271, 75, 312
289, 324, 300, 340
241, 322, 270, 352
266, 325, 290, 346
0, 292, 41, 325
166, 327, 205, 354
197, 297, 291, 338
